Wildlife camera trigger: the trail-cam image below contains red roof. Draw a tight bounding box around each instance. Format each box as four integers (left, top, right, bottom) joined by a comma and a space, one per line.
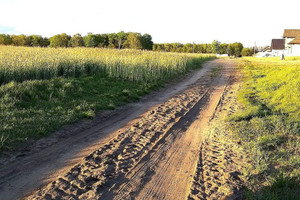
289, 38, 300, 44
283, 29, 300, 38
271, 39, 285, 50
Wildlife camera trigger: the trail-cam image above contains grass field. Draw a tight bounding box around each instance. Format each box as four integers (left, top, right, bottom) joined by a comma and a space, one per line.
230, 57, 300, 199
0, 46, 214, 152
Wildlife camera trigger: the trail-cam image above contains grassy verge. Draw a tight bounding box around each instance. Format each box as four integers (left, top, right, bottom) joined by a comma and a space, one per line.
0, 54, 212, 153
228, 57, 300, 200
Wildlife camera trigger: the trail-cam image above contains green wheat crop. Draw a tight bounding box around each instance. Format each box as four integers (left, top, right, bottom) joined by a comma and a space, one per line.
0, 46, 214, 84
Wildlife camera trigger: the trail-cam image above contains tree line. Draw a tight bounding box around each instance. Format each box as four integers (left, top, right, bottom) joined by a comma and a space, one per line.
0, 31, 153, 50
154, 40, 253, 57
0, 33, 253, 57
0, 34, 50, 47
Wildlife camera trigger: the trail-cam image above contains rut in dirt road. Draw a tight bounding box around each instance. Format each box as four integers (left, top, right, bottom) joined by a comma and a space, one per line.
188, 70, 245, 200
27, 59, 234, 200
125, 71, 230, 200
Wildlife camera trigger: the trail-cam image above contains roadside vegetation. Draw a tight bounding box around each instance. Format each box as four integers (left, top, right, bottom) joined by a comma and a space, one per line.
229, 57, 300, 199
0, 46, 214, 153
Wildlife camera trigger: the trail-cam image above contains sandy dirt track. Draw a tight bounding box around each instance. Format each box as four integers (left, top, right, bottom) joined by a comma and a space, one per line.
188, 70, 245, 200
0, 59, 243, 200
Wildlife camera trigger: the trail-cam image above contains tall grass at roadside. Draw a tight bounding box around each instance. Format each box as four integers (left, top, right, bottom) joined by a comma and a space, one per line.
0, 46, 214, 152
229, 58, 300, 200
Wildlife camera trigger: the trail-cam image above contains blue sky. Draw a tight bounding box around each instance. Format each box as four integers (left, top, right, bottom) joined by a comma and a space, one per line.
0, 25, 17, 34
0, 0, 299, 47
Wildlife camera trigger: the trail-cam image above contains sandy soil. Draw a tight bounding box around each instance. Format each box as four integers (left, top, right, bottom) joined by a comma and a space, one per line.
0, 59, 244, 200
188, 69, 245, 200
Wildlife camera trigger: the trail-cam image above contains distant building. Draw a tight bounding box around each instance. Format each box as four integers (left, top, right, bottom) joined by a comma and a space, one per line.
269, 29, 300, 56
283, 29, 300, 56
271, 39, 285, 56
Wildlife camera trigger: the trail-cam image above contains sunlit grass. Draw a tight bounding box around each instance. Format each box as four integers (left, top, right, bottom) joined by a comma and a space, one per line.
229, 57, 300, 199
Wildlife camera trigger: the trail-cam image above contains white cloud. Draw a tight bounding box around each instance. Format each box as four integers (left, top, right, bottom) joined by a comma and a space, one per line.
0, 0, 299, 47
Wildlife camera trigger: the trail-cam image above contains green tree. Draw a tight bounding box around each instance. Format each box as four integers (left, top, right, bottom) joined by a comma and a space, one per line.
241, 47, 254, 57
70, 33, 84, 47
11, 34, 27, 46
196, 44, 205, 53
31, 35, 43, 47
49, 35, 60, 47
228, 42, 244, 57
164, 43, 171, 52
84, 33, 97, 47
96, 34, 109, 48
50, 33, 70, 48
0, 34, 12, 45
116, 31, 128, 49
211, 40, 221, 53
25, 35, 32, 46
153, 44, 158, 51
41, 37, 50, 47
172, 43, 183, 52
141, 33, 153, 50
219, 43, 228, 54
108, 33, 118, 48
176, 47, 183, 53
202, 44, 212, 53
124, 33, 142, 49
183, 43, 193, 53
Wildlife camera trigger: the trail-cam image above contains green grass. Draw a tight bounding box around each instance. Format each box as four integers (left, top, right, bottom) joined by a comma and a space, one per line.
243, 175, 299, 200
0, 48, 213, 153
0, 74, 158, 152
228, 58, 300, 200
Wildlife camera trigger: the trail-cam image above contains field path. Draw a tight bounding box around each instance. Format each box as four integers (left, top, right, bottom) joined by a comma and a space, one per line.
0, 59, 236, 200
112, 64, 230, 200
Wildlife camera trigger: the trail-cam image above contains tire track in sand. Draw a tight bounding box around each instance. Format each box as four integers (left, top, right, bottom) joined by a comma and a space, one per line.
188, 65, 246, 200
131, 65, 230, 200
26, 60, 233, 200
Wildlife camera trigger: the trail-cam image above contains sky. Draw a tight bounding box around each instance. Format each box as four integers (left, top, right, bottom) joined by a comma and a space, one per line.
0, 0, 299, 47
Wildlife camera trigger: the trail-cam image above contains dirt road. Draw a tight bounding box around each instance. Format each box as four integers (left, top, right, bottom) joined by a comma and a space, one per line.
0, 59, 242, 200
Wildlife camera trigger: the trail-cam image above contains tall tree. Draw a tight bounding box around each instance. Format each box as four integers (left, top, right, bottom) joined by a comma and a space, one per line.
211, 40, 221, 53
49, 33, 70, 48
227, 42, 243, 57
84, 33, 97, 47
219, 43, 228, 54
183, 43, 193, 53
0, 34, 12, 45
141, 34, 153, 50
70, 33, 84, 47
41, 37, 50, 47
124, 33, 142, 49
96, 34, 109, 48
108, 33, 118, 48
116, 31, 128, 49
11, 34, 27, 46
31, 35, 43, 47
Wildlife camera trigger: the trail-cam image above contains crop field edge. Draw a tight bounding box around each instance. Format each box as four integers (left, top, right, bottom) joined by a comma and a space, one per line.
0, 47, 215, 154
